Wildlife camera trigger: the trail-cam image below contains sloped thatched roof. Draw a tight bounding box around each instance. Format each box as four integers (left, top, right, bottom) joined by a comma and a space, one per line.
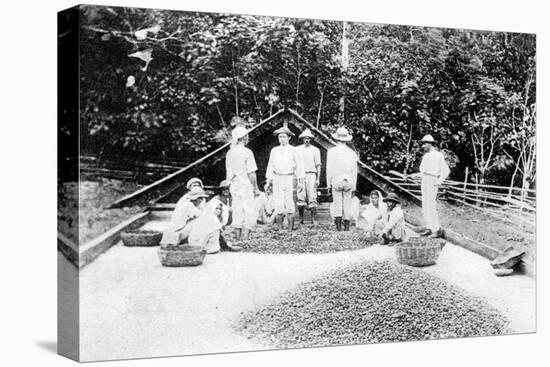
109, 108, 420, 208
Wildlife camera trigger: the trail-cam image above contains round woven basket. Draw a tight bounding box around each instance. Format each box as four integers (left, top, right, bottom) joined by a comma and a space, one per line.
121, 230, 163, 247
395, 237, 444, 267
158, 245, 206, 267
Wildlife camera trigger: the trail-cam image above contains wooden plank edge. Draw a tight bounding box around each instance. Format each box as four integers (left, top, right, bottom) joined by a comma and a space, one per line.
78, 211, 151, 268
57, 231, 79, 268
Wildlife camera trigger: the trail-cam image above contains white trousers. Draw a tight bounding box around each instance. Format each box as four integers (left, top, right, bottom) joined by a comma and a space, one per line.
273, 175, 295, 215
230, 179, 256, 230
421, 175, 440, 231
331, 188, 353, 220
297, 172, 318, 208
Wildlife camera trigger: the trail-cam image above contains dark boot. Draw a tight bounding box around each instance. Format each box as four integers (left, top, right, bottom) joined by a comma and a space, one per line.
335, 217, 343, 231
298, 207, 305, 224
343, 220, 351, 231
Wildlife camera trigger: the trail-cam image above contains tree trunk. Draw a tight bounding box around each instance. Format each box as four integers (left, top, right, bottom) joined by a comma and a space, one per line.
339, 21, 348, 124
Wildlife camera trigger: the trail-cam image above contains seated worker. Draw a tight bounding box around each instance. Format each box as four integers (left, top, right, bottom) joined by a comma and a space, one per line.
256, 182, 276, 225
361, 190, 388, 236
160, 187, 208, 245
189, 198, 240, 254
381, 192, 406, 245
208, 182, 241, 252
180, 177, 204, 201
212, 179, 232, 227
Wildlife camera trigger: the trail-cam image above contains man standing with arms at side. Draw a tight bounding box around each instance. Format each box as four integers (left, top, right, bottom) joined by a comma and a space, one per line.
326, 127, 358, 231
266, 123, 305, 231
296, 128, 322, 225
225, 125, 260, 240
410, 134, 450, 238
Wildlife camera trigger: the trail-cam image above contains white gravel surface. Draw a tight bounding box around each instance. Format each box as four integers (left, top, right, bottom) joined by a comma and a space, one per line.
78, 222, 535, 362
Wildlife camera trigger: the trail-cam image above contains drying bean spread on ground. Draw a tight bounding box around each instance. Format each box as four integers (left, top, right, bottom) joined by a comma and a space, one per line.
228, 224, 379, 254
238, 261, 510, 347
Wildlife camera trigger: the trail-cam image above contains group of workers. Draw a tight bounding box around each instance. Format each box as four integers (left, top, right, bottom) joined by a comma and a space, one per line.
160, 120, 450, 252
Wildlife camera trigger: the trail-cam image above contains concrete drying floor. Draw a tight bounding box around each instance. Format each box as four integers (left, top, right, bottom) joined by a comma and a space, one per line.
78, 216, 536, 362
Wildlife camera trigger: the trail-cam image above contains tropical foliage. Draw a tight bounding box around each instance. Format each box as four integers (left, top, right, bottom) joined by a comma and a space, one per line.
79, 6, 536, 190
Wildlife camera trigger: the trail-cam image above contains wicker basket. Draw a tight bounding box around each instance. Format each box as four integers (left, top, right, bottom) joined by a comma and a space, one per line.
395, 237, 444, 267
121, 230, 163, 247
158, 245, 206, 267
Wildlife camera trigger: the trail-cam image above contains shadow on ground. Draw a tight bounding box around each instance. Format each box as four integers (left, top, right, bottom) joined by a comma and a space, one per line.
36, 340, 57, 354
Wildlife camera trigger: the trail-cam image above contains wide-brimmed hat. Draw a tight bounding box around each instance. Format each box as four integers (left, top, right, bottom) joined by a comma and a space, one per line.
186, 177, 204, 190
273, 125, 294, 137
419, 134, 437, 144
231, 126, 249, 141
383, 192, 401, 204
299, 128, 315, 139
219, 179, 231, 188
187, 187, 209, 200
332, 127, 353, 142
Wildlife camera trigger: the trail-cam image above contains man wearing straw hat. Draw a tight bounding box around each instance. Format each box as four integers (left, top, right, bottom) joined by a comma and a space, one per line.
410, 134, 450, 237
266, 123, 305, 231
160, 186, 209, 246
326, 126, 358, 231
225, 125, 260, 240
296, 128, 322, 225
381, 192, 406, 245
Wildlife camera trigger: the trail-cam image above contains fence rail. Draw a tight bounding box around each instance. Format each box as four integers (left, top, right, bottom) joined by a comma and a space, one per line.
385, 170, 536, 233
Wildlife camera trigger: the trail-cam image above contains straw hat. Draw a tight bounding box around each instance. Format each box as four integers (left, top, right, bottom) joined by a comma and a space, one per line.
186, 187, 209, 200
186, 177, 203, 190
219, 179, 231, 189
273, 124, 294, 137
383, 192, 401, 204
231, 126, 249, 141
419, 134, 437, 144
332, 127, 353, 142
299, 128, 315, 139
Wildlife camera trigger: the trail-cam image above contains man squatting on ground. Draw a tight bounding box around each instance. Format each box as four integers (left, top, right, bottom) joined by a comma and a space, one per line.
409, 134, 450, 238
326, 126, 358, 231
296, 128, 322, 225
266, 124, 305, 231
381, 192, 406, 244
225, 125, 260, 240
256, 182, 276, 225
160, 185, 209, 246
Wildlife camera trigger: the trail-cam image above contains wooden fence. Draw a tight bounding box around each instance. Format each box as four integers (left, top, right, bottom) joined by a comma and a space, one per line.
385, 170, 536, 233
80, 155, 184, 183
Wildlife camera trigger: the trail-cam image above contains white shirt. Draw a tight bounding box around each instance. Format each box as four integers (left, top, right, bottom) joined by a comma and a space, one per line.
383, 206, 404, 235
362, 201, 388, 223
266, 144, 305, 180
326, 144, 358, 190
296, 144, 321, 173
419, 149, 450, 185
225, 144, 257, 182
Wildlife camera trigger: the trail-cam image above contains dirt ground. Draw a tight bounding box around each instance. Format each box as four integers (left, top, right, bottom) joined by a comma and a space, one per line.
404, 201, 536, 263
78, 220, 535, 362
57, 179, 143, 244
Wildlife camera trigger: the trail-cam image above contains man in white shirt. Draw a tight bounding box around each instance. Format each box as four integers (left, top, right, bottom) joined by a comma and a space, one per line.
160, 187, 209, 245
410, 134, 450, 237
266, 124, 305, 231
326, 127, 358, 231
296, 128, 322, 225
381, 192, 406, 245
225, 126, 260, 240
